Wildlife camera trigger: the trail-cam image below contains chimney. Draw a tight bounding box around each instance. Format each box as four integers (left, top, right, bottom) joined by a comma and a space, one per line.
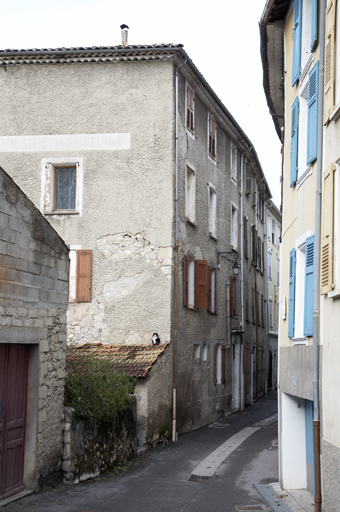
120, 24, 129, 47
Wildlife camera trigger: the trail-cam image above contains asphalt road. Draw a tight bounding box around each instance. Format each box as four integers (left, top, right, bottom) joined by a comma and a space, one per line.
3, 392, 278, 512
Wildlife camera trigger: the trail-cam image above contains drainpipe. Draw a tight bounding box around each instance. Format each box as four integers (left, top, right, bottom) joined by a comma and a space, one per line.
240, 153, 245, 410
313, 0, 325, 509
226, 278, 231, 347
172, 57, 187, 443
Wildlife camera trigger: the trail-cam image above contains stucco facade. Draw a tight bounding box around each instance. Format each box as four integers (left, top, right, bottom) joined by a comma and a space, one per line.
0, 43, 271, 440
0, 167, 69, 499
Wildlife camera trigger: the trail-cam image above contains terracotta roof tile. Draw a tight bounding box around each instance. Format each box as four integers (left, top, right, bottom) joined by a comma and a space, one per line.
66, 343, 169, 378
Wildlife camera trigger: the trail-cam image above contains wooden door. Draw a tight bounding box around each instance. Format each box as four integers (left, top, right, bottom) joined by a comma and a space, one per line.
0, 344, 29, 499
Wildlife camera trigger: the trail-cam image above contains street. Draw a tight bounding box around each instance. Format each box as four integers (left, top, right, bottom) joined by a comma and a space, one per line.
3, 392, 278, 512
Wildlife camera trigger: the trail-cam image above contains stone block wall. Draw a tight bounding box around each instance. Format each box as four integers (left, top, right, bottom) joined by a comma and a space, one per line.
0, 167, 69, 492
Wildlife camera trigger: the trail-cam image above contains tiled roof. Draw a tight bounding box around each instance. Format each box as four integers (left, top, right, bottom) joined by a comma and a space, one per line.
0, 44, 184, 66
66, 342, 169, 378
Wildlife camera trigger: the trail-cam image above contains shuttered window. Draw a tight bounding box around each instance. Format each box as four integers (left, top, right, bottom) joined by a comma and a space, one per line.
292, 0, 303, 86
244, 216, 248, 258
307, 61, 319, 165
321, 164, 335, 294
76, 250, 92, 302
311, 0, 318, 51
230, 276, 238, 317
186, 85, 195, 134
288, 248, 296, 338
208, 114, 216, 160
324, 1, 336, 124
304, 235, 315, 336
291, 97, 299, 187
195, 260, 209, 309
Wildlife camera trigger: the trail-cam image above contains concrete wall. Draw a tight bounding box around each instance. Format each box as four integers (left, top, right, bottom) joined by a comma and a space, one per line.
0, 167, 69, 490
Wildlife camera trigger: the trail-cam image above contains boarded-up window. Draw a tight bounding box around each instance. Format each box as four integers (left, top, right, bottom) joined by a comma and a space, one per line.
195, 260, 209, 309
76, 250, 92, 302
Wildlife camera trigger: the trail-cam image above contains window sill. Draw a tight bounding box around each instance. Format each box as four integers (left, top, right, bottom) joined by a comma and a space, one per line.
231, 177, 237, 185
186, 128, 195, 139
208, 311, 217, 315
208, 155, 217, 165
44, 211, 79, 216
328, 288, 340, 299
329, 103, 340, 123
186, 218, 196, 227
209, 233, 218, 241
292, 337, 308, 346
186, 305, 197, 311
296, 165, 312, 190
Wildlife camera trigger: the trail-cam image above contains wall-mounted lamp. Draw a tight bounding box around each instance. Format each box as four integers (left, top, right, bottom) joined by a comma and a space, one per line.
217, 249, 240, 276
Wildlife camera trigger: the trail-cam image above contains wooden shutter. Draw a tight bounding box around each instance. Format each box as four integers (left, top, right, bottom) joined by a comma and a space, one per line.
304, 235, 315, 336
292, 0, 302, 86
221, 345, 226, 384
208, 266, 212, 312
324, 0, 336, 124
195, 260, 209, 309
307, 61, 319, 165
321, 164, 335, 294
290, 97, 299, 186
76, 250, 92, 302
311, 0, 318, 51
288, 248, 296, 338
183, 255, 188, 306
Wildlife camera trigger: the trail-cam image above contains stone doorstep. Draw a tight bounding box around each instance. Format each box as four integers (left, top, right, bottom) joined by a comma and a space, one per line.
255, 483, 315, 512
0, 490, 34, 508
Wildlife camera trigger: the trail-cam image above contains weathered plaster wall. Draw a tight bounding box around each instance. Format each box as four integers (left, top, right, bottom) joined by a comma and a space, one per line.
0, 60, 175, 347
0, 168, 69, 490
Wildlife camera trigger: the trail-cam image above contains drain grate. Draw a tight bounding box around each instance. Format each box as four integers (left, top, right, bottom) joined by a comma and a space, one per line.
189, 474, 210, 483
235, 506, 266, 511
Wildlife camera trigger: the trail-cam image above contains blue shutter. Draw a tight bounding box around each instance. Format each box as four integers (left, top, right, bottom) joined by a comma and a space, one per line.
311, 0, 317, 51
292, 0, 302, 86
290, 97, 299, 187
304, 235, 315, 336
288, 248, 296, 339
307, 62, 319, 165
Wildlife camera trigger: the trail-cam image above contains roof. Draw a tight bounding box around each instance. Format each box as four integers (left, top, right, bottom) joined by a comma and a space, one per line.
260, 0, 291, 141
66, 343, 169, 378
0, 42, 272, 199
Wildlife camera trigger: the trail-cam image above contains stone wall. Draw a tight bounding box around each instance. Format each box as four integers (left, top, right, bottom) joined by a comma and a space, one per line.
63, 399, 137, 485
0, 167, 69, 492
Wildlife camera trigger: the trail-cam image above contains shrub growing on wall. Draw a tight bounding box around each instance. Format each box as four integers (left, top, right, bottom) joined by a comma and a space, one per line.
65, 353, 134, 425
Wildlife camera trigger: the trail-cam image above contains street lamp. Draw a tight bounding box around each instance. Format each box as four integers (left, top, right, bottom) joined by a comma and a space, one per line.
217, 249, 240, 276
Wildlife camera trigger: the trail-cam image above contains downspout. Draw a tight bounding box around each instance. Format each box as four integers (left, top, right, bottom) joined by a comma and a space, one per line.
313, 0, 325, 509
172, 57, 187, 443
264, 201, 269, 394
240, 153, 245, 410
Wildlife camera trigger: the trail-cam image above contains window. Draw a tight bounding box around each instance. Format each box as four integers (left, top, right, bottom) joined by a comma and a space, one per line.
186, 84, 195, 134
269, 296, 273, 330
252, 287, 255, 323
202, 344, 208, 361
321, 163, 335, 294
267, 213, 271, 241
272, 218, 276, 245
209, 267, 217, 314
277, 257, 280, 285
231, 203, 238, 249
245, 161, 251, 195
208, 114, 216, 160
230, 275, 238, 317
42, 157, 83, 215
68, 249, 92, 303
183, 255, 195, 307
261, 294, 265, 326
244, 215, 248, 258
193, 344, 200, 359
208, 184, 217, 237
186, 165, 196, 223
245, 283, 249, 321
288, 234, 315, 339
214, 344, 226, 385
292, 0, 318, 86
251, 225, 257, 264
268, 250, 272, 280
230, 141, 237, 182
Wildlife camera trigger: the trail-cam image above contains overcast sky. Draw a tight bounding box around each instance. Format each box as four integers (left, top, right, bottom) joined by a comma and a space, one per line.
1, 0, 282, 206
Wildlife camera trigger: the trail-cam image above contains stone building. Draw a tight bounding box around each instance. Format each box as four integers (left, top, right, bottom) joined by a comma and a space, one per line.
0, 42, 271, 441
0, 167, 69, 500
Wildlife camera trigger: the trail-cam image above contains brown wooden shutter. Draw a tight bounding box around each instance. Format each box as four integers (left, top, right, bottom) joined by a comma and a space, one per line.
76, 250, 92, 302
324, 1, 336, 124
183, 255, 188, 306
195, 260, 209, 309
221, 345, 226, 384
321, 164, 335, 294
213, 344, 217, 386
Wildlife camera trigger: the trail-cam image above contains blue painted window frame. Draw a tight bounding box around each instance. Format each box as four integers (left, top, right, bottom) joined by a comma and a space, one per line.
290, 97, 299, 187
304, 235, 315, 336
292, 0, 303, 86
288, 248, 296, 339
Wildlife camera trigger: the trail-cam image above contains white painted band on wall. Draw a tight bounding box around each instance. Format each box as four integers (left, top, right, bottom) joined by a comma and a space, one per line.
0, 133, 131, 152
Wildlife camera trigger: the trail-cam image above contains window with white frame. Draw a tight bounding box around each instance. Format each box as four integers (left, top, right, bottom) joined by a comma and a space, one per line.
231, 203, 238, 250
269, 296, 273, 330
267, 213, 271, 241
268, 250, 272, 280
186, 165, 196, 223
209, 184, 217, 237
186, 84, 195, 135
277, 256, 280, 285
42, 157, 83, 215
208, 114, 217, 161
272, 218, 276, 245
210, 268, 217, 314
292, 0, 317, 86
230, 141, 237, 182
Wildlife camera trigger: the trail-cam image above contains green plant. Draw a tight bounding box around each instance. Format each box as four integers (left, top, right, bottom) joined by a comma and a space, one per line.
64, 354, 134, 425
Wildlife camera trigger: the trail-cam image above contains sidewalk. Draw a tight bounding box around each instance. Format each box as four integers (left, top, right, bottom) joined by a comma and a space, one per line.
255, 482, 315, 512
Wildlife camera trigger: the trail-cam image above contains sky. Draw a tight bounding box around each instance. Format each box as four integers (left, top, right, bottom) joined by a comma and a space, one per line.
1, 0, 282, 206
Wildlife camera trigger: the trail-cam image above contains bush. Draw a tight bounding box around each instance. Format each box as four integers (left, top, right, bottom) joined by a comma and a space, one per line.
65, 354, 134, 425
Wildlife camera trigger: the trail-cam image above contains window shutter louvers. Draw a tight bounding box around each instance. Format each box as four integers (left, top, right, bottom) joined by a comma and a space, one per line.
324, 1, 336, 124
321, 164, 335, 294
291, 97, 299, 186
76, 250, 92, 302
292, 0, 302, 86
307, 61, 319, 165
183, 255, 188, 306
288, 248, 296, 338
311, 0, 318, 51
304, 235, 315, 336
195, 260, 209, 309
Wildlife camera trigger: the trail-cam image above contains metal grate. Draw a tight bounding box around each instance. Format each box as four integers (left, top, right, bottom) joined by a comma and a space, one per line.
235, 506, 265, 511
189, 474, 210, 483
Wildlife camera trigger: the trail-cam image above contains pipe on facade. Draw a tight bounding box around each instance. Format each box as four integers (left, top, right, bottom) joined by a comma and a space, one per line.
226, 278, 231, 347
313, 0, 326, 508
172, 57, 187, 443
240, 153, 245, 410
